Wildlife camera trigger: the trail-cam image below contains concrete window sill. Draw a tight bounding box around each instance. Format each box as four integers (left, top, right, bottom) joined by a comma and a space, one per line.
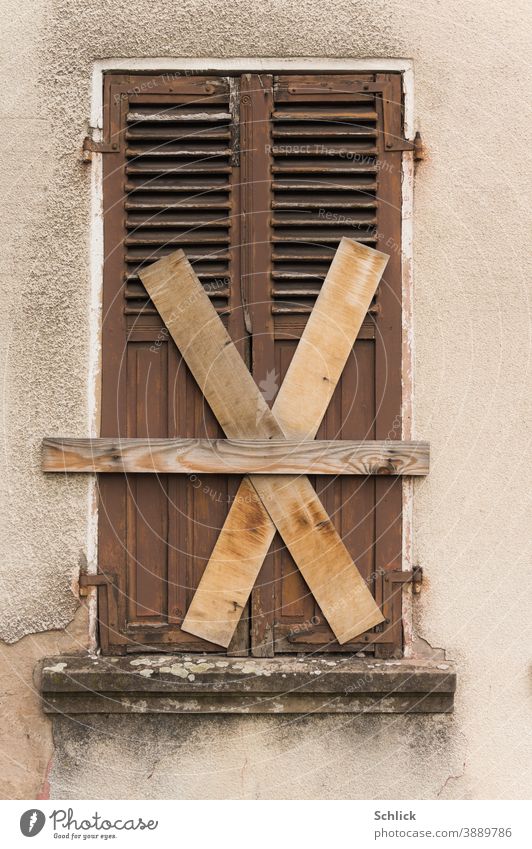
38, 655, 455, 715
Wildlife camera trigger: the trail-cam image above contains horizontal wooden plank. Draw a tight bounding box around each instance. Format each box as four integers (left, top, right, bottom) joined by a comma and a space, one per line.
42, 437, 429, 475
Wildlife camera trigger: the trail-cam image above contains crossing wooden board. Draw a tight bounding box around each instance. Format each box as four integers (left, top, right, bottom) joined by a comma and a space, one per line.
138, 242, 388, 647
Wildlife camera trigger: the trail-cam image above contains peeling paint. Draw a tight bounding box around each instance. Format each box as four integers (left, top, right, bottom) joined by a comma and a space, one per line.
122, 699, 148, 713
130, 657, 166, 668
0, 606, 88, 798
187, 662, 214, 673
160, 665, 189, 679
43, 662, 67, 673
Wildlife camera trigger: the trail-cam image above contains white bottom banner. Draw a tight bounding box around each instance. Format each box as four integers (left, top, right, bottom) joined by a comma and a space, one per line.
2, 799, 530, 848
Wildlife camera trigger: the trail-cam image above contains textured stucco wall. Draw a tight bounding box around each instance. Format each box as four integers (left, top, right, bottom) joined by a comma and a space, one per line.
0, 0, 530, 799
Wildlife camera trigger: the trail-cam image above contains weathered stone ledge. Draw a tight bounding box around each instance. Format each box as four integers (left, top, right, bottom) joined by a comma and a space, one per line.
38, 655, 456, 715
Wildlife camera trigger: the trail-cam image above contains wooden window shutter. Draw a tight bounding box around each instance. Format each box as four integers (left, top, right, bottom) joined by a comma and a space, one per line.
99, 73, 249, 654
98, 71, 404, 657
238, 74, 404, 657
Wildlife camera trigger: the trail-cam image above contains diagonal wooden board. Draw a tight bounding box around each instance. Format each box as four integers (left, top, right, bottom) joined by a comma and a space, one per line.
139, 240, 388, 647
180, 239, 390, 647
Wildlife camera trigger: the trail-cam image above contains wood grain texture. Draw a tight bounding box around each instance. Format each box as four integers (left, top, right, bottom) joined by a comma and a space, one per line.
140, 251, 279, 441
42, 437, 429, 476
138, 243, 387, 647
274, 238, 389, 439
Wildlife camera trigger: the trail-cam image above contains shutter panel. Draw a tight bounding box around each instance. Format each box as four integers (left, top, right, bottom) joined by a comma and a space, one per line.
99, 74, 247, 653
98, 71, 404, 656
248, 74, 404, 656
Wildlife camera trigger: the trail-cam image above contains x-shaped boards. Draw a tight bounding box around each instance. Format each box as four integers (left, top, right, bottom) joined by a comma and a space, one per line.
43, 239, 430, 649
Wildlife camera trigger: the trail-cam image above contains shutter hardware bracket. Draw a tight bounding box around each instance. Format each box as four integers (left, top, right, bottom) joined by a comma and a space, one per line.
382, 129, 424, 160
413, 132, 425, 161
381, 83, 424, 160
82, 135, 119, 161
384, 566, 423, 594
287, 567, 423, 643
79, 572, 116, 596
78, 571, 126, 652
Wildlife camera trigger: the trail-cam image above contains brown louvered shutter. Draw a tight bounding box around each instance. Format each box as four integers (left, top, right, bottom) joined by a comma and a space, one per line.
98, 71, 404, 656
241, 74, 404, 657
99, 73, 249, 654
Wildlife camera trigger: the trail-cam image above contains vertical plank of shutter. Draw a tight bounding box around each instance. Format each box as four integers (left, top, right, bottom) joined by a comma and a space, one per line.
263, 73, 386, 653
101, 73, 240, 652
152, 75, 248, 654
240, 74, 275, 377
239, 74, 277, 657
126, 343, 168, 621
226, 75, 250, 655
166, 340, 188, 627
97, 75, 132, 652
374, 73, 404, 657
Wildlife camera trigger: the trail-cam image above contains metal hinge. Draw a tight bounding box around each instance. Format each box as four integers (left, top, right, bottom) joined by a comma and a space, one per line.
383, 130, 424, 160
412, 132, 425, 161
82, 135, 119, 161
286, 567, 423, 643
78, 570, 126, 650
383, 566, 423, 594
381, 81, 424, 160
78, 572, 116, 596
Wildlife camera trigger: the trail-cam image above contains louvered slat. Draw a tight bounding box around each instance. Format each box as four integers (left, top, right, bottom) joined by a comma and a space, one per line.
124, 89, 233, 315
271, 79, 379, 314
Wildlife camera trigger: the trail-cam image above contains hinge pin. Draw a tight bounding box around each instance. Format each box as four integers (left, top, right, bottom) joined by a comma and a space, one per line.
413, 131, 425, 162
412, 565, 423, 593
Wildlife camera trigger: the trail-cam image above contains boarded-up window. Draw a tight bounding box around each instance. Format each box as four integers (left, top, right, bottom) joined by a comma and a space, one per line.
98, 71, 404, 656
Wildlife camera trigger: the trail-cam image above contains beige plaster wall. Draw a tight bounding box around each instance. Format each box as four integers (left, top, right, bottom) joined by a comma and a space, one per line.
0, 0, 530, 799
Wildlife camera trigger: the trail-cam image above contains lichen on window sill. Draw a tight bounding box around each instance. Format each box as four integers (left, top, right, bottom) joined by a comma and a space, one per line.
38, 655, 455, 715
